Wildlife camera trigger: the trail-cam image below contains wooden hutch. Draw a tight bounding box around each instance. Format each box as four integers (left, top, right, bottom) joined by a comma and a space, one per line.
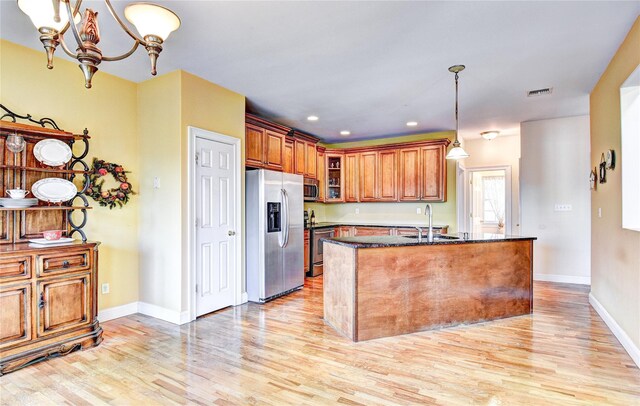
0, 106, 102, 375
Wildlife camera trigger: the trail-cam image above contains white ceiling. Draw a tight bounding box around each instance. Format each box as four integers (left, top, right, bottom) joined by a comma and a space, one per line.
1, 1, 638, 142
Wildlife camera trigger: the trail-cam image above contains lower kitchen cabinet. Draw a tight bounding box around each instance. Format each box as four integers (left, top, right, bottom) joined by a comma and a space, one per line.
0, 242, 102, 375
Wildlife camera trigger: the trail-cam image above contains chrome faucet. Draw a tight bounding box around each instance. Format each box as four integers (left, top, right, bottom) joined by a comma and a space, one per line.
425, 204, 434, 242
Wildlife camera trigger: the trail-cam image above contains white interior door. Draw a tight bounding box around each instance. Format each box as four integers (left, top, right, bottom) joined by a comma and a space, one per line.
195, 136, 237, 316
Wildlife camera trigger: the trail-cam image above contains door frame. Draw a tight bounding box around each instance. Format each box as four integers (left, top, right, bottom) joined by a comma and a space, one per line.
462, 165, 512, 235
187, 126, 243, 321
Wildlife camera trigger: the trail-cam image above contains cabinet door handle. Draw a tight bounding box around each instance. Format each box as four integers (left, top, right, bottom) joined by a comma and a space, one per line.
62, 260, 70, 268
38, 293, 45, 309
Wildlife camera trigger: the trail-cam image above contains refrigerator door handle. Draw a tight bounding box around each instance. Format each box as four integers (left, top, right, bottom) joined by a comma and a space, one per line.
281, 188, 290, 248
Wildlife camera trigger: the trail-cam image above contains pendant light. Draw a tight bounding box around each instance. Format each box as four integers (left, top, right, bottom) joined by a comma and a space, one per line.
445, 65, 469, 160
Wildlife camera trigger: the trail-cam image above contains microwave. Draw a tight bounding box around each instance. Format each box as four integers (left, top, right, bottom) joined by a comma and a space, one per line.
303, 178, 319, 202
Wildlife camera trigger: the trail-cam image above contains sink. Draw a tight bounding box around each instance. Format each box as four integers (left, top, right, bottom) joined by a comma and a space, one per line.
402, 234, 460, 240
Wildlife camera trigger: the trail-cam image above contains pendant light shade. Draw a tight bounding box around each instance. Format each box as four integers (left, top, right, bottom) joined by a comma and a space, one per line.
446, 145, 470, 160
17, 0, 80, 30
445, 65, 469, 160
124, 3, 181, 41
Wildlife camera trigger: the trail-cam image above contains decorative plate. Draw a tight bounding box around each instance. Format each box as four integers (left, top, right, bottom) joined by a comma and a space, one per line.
29, 237, 74, 246
0, 197, 38, 208
31, 178, 78, 203
34, 139, 72, 166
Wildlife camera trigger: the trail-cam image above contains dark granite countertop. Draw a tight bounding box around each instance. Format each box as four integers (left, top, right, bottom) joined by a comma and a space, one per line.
322, 233, 536, 248
305, 222, 449, 230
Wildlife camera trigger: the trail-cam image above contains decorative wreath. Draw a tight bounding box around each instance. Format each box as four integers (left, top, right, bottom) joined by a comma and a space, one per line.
86, 158, 134, 209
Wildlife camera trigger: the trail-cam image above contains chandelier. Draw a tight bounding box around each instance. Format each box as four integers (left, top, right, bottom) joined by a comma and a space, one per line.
445, 65, 470, 160
18, 0, 181, 89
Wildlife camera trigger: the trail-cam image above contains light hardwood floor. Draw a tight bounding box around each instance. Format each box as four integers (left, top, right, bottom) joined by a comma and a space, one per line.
1, 279, 639, 405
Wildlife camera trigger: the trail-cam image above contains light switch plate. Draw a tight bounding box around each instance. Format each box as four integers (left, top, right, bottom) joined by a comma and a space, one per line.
554, 204, 572, 212
355, 208, 360, 215
153, 177, 161, 189
101, 283, 110, 294
416, 208, 421, 214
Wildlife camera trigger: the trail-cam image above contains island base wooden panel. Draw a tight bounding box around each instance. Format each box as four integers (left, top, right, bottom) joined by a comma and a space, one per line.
0, 279, 638, 405
324, 240, 533, 341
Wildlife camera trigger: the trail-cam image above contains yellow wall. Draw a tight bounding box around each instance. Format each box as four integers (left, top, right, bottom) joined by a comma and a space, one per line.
590, 18, 640, 351
0, 42, 246, 316
0, 40, 140, 310
180, 71, 246, 311
307, 131, 458, 231
137, 71, 183, 312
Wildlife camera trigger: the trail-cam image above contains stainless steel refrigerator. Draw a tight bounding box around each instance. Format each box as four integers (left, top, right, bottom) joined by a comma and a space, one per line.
246, 169, 304, 303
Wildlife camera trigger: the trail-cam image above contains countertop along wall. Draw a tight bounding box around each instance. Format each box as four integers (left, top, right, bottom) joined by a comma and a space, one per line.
0, 40, 140, 312
306, 131, 458, 231
589, 16, 640, 367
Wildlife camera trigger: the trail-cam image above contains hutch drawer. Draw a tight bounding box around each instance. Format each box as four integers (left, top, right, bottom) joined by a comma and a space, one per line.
0, 255, 31, 282
37, 249, 92, 276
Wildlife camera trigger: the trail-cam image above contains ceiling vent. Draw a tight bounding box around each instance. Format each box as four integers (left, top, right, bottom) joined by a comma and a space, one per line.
527, 87, 553, 97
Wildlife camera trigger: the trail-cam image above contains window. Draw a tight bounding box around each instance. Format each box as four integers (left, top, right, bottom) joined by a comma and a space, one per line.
481, 175, 505, 224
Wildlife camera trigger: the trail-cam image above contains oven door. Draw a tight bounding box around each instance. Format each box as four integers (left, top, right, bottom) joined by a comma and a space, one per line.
312, 228, 334, 264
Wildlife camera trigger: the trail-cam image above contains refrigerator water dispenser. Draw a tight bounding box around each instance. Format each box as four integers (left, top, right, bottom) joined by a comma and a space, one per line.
267, 202, 281, 232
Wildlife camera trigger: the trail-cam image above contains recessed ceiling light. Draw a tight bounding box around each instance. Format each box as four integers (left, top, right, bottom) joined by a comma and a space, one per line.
481, 131, 499, 140
307, 115, 319, 121
406, 121, 418, 127
340, 130, 351, 136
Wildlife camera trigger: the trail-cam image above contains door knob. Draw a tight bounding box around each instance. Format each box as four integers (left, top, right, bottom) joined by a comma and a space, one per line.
228, 230, 236, 236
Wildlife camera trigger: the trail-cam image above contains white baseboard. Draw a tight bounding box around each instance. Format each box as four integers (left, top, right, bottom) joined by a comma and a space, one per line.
98, 302, 139, 322
138, 302, 191, 325
589, 292, 640, 368
534, 273, 591, 285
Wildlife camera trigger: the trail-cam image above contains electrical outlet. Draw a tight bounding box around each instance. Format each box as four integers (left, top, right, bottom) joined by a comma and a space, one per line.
554, 204, 572, 212
598, 208, 602, 218
101, 283, 110, 294
153, 177, 161, 189
416, 208, 421, 214
355, 208, 360, 215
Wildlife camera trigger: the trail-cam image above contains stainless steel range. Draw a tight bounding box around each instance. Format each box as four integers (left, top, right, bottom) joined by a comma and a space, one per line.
308, 227, 334, 277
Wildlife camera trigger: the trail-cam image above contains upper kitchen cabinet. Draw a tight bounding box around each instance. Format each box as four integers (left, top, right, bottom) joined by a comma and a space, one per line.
344, 153, 359, 202
377, 149, 398, 201
283, 137, 295, 174
399, 141, 449, 202
420, 144, 447, 201
358, 151, 378, 202
325, 153, 345, 202
317, 147, 326, 202
245, 114, 288, 171
358, 149, 397, 202
291, 130, 320, 179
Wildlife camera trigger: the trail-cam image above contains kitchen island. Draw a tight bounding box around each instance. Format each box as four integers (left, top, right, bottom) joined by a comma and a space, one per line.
323, 233, 536, 341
